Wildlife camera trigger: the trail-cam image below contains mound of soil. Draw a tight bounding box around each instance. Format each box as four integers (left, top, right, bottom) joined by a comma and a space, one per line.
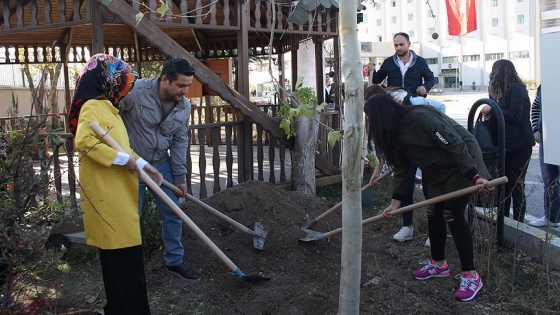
141, 180, 503, 314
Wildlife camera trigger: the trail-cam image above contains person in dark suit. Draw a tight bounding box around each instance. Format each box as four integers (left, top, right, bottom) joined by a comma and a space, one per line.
325, 71, 337, 109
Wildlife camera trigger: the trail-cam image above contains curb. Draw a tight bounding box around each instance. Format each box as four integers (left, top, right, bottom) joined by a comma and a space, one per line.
476, 208, 560, 269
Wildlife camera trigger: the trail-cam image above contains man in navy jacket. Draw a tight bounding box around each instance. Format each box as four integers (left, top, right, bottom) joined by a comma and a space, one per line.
368, 32, 435, 96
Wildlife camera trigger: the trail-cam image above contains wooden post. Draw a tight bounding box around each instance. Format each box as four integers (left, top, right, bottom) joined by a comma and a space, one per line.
237, 0, 253, 182
90, 0, 104, 54
315, 39, 325, 105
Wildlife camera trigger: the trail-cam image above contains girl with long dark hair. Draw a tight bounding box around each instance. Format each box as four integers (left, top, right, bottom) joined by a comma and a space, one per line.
483, 59, 534, 222
365, 94, 491, 301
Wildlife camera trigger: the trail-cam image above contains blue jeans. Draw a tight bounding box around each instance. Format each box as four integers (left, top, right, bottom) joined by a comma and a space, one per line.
539, 143, 560, 223
138, 158, 184, 266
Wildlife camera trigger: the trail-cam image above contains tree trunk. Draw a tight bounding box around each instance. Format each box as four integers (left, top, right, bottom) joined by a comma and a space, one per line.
338, 0, 364, 313
292, 111, 320, 195
48, 64, 62, 128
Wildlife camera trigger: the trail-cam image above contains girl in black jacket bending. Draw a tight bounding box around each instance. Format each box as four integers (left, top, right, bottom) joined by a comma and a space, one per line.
365, 94, 492, 302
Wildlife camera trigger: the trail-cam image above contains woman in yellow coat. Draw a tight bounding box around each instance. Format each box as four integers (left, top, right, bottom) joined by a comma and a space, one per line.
69, 54, 161, 315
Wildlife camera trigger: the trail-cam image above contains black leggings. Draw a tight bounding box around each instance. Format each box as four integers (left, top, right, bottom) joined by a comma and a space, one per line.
503, 147, 532, 222
426, 194, 475, 271
100, 245, 151, 315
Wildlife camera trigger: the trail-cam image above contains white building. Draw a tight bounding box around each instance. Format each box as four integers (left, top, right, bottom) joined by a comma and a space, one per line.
357, 0, 549, 90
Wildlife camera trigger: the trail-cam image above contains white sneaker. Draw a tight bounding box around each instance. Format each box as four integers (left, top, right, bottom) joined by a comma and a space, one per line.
424, 237, 431, 247
393, 226, 413, 242
528, 217, 560, 227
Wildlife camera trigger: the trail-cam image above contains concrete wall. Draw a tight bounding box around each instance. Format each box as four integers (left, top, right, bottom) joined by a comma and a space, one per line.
0, 86, 71, 117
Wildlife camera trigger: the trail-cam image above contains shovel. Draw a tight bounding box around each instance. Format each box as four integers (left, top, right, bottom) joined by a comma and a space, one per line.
90, 121, 269, 282
299, 176, 507, 242
161, 180, 269, 250
300, 171, 393, 230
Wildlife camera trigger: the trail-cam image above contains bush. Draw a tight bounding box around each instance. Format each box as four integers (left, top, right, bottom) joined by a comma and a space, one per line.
140, 191, 163, 258
0, 123, 74, 310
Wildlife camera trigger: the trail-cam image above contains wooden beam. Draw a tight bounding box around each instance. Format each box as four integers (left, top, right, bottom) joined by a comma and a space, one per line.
133, 32, 143, 77
90, 0, 104, 53
61, 27, 74, 131
315, 38, 324, 104
95, 0, 290, 148
237, 0, 253, 181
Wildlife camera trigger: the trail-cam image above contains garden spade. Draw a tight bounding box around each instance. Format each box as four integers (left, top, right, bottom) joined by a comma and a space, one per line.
299, 176, 507, 242
300, 171, 393, 230
90, 122, 269, 282
162, 180, 269, 250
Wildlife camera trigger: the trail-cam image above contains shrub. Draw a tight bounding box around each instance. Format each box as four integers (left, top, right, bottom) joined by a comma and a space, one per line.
0, 123, 74, 310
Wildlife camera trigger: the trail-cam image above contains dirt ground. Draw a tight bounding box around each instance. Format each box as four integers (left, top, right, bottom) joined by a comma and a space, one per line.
11, 180, 560, 314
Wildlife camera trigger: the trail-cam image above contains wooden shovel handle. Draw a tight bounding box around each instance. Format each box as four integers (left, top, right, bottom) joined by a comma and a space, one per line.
161, 180, 258, 236
89, 121, 240, 273
322, 176, 508, 239
310, 170, 393, 224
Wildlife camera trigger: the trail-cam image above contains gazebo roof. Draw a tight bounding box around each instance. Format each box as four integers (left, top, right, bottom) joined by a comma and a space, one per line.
0, 0, 338, 64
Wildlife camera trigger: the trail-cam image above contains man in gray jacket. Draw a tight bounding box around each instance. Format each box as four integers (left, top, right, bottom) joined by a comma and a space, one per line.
121, 58, 200, 280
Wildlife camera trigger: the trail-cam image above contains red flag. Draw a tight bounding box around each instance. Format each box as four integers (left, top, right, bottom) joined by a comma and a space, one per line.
445, 0, 477, 36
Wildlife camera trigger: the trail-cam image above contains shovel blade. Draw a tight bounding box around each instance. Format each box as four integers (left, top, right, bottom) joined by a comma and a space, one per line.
252, 222, 269, 250
232, 268, 271, 282
298, 229, 324, 242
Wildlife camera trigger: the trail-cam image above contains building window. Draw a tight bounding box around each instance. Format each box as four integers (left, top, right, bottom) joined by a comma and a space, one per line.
517, 15, 524, 24
408, 0, 413, 3
542, 18, 560, 28
391, 16, 397, 23
425, 58, 438, 64
443, 56, 458, 63
362, 13, 368, 23
377, 35, 383, 42
463, 54, 481, 62
427, 9, 434, 18
517, 0, 523, 2
376, 3, 382, 10
392, 0, 396, 7
408, 13, 414, 21
491, 0, 498, 6
492, 18, 499, 27
409, 30, 415, 38
509, 51, 529, 59
376, 19, 382, 26
485, 53, 504, 61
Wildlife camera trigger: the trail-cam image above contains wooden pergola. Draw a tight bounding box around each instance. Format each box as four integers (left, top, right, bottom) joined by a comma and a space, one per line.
0, 0, 341, 180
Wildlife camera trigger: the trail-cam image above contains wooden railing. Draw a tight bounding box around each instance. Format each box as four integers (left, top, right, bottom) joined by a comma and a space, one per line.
187, 120, 290, 198
2, 103, 341, 202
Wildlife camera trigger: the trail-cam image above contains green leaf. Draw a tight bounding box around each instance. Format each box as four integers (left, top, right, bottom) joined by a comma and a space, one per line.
135, 12, 144, 27
316, 102, 326, 112
295, 77, 304, 90
330, 0, 339, 8
288, 7, 309, 25
157, 0, 169, 18
299, 0, 320, 11
297, 102, 315, 119
279, 118, 291, 134
327, 130, 343, 149
320, 0, 332, 9
366, 152, 379, 169
100, 0, 112, 4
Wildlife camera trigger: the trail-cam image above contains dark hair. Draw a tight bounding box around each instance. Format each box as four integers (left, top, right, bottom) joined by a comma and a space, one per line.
327, 71, 335, 78
162, 58, 195, 83
364, 94, 410, 167
488, 59, 524, 101
364, 84, 387, 101
393, 32, 410, 41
